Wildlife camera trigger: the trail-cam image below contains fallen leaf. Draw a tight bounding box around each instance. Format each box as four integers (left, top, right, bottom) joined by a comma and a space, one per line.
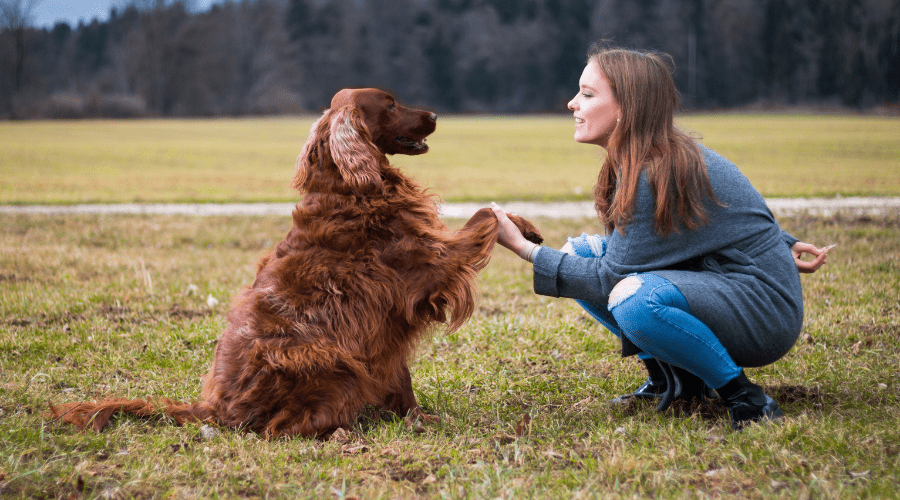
76, 475, 85, 493
849, 470, 870, 479
573, 397, 593, 408
851, 341, 862, 354
341, 444, 370, 454
541, 450, 564, 459
515, 413, 532, 438
330, 427, 352, 443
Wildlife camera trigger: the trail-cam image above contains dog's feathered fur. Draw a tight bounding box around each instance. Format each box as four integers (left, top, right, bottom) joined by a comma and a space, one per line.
50, 88, 542, 439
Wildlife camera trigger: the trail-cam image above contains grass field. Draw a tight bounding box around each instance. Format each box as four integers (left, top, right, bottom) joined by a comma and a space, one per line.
1, 114, 898, 204
1, 212, 898, 498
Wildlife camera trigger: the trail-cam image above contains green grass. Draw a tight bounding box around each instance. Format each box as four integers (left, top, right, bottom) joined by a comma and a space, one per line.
1, 114, 898, 204
1, 213, 898, 498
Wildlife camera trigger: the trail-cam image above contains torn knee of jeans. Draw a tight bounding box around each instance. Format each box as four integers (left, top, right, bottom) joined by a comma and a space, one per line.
608, 275, 643, 309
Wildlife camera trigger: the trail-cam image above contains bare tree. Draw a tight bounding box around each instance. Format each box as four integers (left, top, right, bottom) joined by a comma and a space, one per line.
0, 0, 40, 99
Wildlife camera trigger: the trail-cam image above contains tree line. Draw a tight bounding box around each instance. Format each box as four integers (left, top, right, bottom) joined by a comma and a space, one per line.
1, 0, 898, 118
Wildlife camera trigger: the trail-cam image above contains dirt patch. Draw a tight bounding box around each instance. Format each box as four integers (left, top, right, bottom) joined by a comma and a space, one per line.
769, 384, 830, 407
167, 304, 214, 321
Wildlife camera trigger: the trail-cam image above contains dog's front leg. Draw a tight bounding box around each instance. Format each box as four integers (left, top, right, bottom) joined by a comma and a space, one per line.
381, 363, 440, 424
453, 207, 543, 252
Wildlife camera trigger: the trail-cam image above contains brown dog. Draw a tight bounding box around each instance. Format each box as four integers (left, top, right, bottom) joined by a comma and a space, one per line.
51, 88, 543, 439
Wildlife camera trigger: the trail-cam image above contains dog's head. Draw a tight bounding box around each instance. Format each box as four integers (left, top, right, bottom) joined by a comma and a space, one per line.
293, 88, 437, 193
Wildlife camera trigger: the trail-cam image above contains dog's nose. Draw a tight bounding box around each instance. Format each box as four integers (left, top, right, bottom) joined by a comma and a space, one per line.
429, 113, 437, 122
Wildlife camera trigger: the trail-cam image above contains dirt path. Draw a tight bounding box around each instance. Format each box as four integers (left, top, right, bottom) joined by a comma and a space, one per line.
2, 197, 899, 218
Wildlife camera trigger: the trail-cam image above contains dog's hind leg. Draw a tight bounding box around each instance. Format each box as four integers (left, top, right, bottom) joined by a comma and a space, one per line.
263, 403, 354, 440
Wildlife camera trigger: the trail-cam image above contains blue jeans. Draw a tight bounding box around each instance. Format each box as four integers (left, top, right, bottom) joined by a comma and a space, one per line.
563, 234, 742, 389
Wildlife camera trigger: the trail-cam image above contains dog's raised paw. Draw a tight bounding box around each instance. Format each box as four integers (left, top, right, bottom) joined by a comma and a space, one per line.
524, 230, 544, 245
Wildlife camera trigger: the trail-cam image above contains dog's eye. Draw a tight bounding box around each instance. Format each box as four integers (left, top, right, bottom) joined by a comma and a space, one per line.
388, 102, 396, 110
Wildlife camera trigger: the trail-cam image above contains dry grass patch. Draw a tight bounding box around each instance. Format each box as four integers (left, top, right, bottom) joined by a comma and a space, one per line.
1, 114, 898, 204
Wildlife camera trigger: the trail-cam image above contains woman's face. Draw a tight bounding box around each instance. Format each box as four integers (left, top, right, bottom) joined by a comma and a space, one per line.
567, 60, 621, 148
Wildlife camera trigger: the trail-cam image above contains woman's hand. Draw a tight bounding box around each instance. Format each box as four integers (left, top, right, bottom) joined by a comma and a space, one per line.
791, 242, 834, 273
490, 203, 536, 261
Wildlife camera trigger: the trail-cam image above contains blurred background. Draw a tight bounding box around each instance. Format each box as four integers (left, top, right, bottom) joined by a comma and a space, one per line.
1, 0, 898, 119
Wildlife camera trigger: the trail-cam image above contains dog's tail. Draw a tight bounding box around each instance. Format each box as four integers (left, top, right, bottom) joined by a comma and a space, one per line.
48, 397, 216, 432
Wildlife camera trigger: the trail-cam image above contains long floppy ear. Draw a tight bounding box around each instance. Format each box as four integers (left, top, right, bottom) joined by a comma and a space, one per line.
328, 106, 383, 191
291, 111, 331, 193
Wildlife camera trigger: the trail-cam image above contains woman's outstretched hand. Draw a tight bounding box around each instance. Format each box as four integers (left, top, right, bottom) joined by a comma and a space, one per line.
491, 203, 535, 261
791, 242, 834, 273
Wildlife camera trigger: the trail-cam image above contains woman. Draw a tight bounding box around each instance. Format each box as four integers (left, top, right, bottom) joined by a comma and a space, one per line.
491, 45, 829, 430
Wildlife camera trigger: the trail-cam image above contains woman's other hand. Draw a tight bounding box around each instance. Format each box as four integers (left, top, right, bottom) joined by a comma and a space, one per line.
791, 242, 834, 273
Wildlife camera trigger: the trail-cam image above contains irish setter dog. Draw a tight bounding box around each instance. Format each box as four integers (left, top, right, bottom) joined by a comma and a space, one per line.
51, 88, 543, 439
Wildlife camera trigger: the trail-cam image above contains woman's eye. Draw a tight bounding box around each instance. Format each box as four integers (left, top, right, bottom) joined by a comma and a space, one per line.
582, 93, 592, 98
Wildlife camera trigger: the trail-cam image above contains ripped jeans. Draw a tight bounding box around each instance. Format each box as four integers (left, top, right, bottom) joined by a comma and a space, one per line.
563, 234, 742, 389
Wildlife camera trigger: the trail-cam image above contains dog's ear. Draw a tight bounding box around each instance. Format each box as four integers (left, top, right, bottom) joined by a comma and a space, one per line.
328, 105, 383, 191
292, 111, 331, 193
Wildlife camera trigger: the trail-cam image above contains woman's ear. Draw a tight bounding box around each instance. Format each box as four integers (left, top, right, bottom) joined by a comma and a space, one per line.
328, 106, 383, 191
292, 111, 331, 192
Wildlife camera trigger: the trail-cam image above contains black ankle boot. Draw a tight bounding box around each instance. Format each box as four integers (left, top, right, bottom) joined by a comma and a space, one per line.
653, 362, 717, 412
611, 358, 667, 403
716, 371, 784, 430
668, 365, 718, 402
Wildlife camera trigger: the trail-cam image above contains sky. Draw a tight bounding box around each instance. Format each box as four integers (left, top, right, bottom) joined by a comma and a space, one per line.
31, 0, 218, 28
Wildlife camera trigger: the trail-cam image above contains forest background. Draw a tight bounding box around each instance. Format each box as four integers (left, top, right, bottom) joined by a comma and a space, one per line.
2, 0, 899, 119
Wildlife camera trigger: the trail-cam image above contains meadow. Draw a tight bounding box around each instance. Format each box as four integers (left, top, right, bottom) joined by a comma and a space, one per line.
0, 114, 899, 498
1, 114, 899, 204
0, 212, 898, 498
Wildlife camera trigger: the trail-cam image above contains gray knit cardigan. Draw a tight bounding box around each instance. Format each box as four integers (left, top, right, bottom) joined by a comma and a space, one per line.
532, 145, 803, 367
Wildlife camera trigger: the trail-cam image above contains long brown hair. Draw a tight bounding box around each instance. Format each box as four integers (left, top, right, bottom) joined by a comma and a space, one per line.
589, 44, 719, 236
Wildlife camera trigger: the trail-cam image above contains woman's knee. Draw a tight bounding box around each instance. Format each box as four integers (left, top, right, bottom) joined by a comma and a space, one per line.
608, 275, 644, 309
609, 273, 688, 312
